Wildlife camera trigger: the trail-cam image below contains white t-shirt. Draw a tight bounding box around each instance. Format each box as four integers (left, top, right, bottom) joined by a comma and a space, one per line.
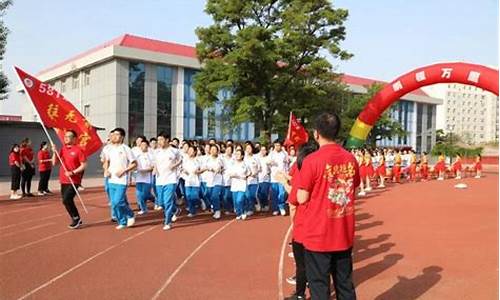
268, 150, 289, 183
244, 155, 260, 185
229, 160, 249, 192
154, 147, 181, 186
105, 144, 136, 185
135, 151, 154, 184
221, 155, 234, 187
199, 155, 211, 183
182, 157, 201, 187
205, 156, 224, 187
131, 146, 142, 159
179, 152, 189, 179
257, 155, 271, 183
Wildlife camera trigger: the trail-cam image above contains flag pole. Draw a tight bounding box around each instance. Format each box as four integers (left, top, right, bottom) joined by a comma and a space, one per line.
14, 68, 88, 214
286, 111, 292, 142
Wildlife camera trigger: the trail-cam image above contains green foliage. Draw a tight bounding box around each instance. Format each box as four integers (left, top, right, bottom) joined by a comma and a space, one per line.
337, 83, 406, 146
431, 142, 483, 158
194, 0, 352, 143
0, 0, 12, 100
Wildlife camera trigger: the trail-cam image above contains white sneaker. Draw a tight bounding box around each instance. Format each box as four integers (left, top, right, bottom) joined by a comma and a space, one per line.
37, 192, 45, 196
241, 214, 247, 220
475, 175, 481, 179
187, 213, 194, 218
163, 224, 171, 230
280, 209, 286, 216
137, 210, 145, 215
154, 205, 161, 211
365, 187, 372, 192
116, 225, 126, 230
437, 177, 444, 181
126, 217, 135, 227
246, 211, 254, 216
213, 210, 221, 219
200, 200, 207, 211
172, 214, 178, 222
272, 211, 279, 216
455, 176, 461, 180
358, 191, 366, 197
288, 252, 294, 258
377, 185, 385, 188
255, 203, 261, 212
263, 206, 270, 212
9, 194, 21, 200
236, 216, 242, 220
224, 211, 231, 215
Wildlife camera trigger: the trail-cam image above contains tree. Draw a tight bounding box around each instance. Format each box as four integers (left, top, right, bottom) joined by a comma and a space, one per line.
0, 0, 12, 100
194, 0, 352, 143
337, 83, 406, 148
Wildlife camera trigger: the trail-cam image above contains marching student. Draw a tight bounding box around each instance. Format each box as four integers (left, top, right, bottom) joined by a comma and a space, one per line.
153, 132, 182, 230
221, 145, 234, 214
20, 138, 35, 197
103, 128, 137, 230
474, 154, 482, 178
356, 150, 366, 197
420, 152, 429, 180
9, 144, 23, 200
182, 145, 202, 217
37, 141, 52, 196
256, 145, 271, 212
409, 150, 418, 182
205, 144, 224, 219
51, 130, 87, 229
269, 140, 290, 216
135, 139, 154, 215
376, 150, 386, 188
198, 144, 212, 211
393, 149, 402, 183
435, 152, 446, 180
452, 154, 463, 179
229, 148, 250, 220
244, 143, 260, 216
130, 136, 145, 186
363, 150, 374, 191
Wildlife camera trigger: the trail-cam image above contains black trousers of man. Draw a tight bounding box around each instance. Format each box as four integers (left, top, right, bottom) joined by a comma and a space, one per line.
61, 184, 80, 221
38, 170, 51, 192
304, 247, 356, 300
21, 163, 34, 195
292, 240, 308, 297
10, 166, 21, 191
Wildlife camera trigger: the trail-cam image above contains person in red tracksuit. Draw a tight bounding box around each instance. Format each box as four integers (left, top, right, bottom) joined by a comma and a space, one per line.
37, 141, 53, 196
20, 138, 35, 197
420, 152, 429, 180
297, 112, 360, 300
474, 154, 482, 179
9, 144, 23, 200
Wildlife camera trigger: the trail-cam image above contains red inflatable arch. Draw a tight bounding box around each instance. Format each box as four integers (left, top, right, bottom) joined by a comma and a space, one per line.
346, 62, 499, 148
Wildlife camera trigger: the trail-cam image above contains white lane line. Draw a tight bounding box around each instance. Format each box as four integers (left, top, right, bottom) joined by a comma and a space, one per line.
16, 225, 157, 300
0, 222, 56, 238
278, 225, 293, 300
151, 219, 235, 300
0, 217, 109, 256
0, 213, 66, 231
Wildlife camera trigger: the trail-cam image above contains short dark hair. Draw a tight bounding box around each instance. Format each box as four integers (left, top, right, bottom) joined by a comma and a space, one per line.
273, 139, 282, 145
158, 131, 170, 140
111, 128, 126, 137
140, 139, 150, 146
66, 130, 78, 138
149, 137, 157, 142
40, 141, 48, 150
10, 144, 19, 153
314, 112, 340, 141
172, 137, 180, 143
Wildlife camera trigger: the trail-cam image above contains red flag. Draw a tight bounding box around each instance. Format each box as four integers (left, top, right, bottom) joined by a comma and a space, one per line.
284, 112, 309, 148
14, 66, 103, 157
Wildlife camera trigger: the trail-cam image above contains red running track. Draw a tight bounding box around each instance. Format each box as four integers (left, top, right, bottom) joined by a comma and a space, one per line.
0, 169, 497, 299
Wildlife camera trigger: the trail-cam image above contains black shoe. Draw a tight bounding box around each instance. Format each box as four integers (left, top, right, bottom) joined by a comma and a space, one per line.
45, 190, 53, 194
68, 219, 82, 229
26, 193, 35, 197
111, 218, 117, 223
284, 295, 305, 300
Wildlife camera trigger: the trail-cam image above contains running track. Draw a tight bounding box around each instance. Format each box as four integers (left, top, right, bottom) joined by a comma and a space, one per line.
0, 169, 497, 299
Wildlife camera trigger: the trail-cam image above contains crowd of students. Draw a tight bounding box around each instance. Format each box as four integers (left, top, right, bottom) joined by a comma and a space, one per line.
8, 138, 53, 199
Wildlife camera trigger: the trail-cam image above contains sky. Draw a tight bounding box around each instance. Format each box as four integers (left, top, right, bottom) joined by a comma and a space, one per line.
0, 0, 498, 115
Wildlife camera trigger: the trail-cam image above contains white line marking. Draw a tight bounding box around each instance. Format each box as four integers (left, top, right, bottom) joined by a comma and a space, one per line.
0, 217, 109, 256
151, 219, 235, 300
278, 225, 293, 300
0, 213, 66, 230
16, 225, 157, 300
0, 222, 56, 238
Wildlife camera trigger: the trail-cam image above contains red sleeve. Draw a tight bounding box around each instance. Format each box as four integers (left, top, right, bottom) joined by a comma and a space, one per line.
297, 157, 315, 192
8, 153, 14, 165
37, 151, 43, 162
353, 159, 361, 188
78, 148, 87, 163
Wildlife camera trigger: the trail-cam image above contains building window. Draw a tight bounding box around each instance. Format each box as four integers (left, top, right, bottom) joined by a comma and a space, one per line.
128, 62, 145, 143
184, 68, 199, 138
195, 106, 203, 137
72, 75, 79, 89
157, 66, 173, 136
208, 109, 216, 137
83, 104, 90, 117
416, 103, 423, 134
426, 105, 433, 130
426, 135, 432, 153
84, 71, 90, 86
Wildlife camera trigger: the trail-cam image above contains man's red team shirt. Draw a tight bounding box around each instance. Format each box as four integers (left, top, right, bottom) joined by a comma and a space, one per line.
59, 145, 86, 185
20, 146, 34, 163
9, 152, 21, 166
297, 143, 360, 252
37, 150, 51, 172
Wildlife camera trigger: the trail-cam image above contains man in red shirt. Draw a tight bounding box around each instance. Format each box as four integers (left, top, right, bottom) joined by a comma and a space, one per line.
52, 130, 87, 229
297, 112, 360, 300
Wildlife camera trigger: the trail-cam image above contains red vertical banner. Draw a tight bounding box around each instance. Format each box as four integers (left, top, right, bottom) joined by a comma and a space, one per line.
284, 112, 309, 148
14, 66, 103, 156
